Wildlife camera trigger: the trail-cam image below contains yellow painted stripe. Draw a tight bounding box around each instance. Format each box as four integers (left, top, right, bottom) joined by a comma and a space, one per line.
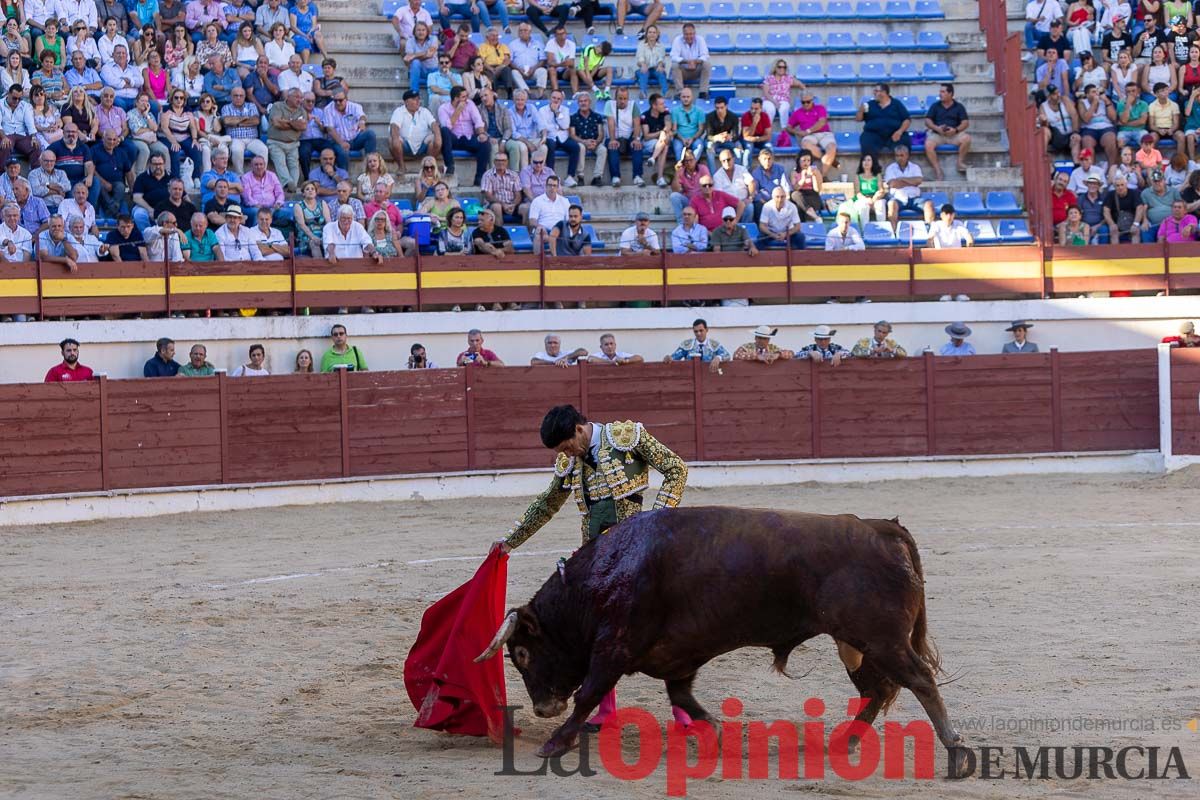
792, 263, 909, 282
420, 269, 541, 289
1046, 258, 1164, 278
1165, 256, 1200, 275
544, 268, 663, 287
916, 261, 1042, 280
297, 272, 417, 291
41, 278, 165, 298
668, 266, 788, 286
0, 278, 38, 297
172, 275, 292, 294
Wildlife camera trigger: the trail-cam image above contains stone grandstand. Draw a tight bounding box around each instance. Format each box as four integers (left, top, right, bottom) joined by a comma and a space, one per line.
318, 0, 1031, 247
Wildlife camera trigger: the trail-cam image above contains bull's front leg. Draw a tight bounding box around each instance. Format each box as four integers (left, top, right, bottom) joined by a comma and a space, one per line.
537, 669, 622, 759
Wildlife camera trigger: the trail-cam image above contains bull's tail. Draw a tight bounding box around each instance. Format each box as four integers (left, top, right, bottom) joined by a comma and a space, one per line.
870, 517, 942, 677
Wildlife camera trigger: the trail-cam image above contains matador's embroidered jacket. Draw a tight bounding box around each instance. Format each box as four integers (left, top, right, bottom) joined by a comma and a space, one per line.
503, 420, 689, 548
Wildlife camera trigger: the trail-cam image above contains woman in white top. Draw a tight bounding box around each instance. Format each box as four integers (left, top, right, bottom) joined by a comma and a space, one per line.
232, 23, 264, 78
1141, 45, 1176, 96
1109, 49, 1139, 98
635, 25, 668, 99
0, 50, 30, 93
1073, 52, 1107, 98
1108, 145, 1142, 190
264, 23, 296, 72
231, 344, 271, 377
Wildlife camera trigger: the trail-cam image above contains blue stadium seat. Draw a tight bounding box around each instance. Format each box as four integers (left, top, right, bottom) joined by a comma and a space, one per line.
923, 61, 954, 80
856, 1, 886, 17
739, 222, 760, 242
583, 224, 606, 249
707, 33, 734, 52
884, 0, 913, 14
917, 30, 949, 49
507, 225, 534, 253
835, 130, 860, 153
794, 63, 824, 83
898, 94, 926, 114
302, 64, 321, 77
469, 32, 484, 46
952, 192, 986, 217
393, 199, 414, 212
794, 32, 822, 51
998, 220, 1034, 243
678, 2, 706, 19
859, 32, 886, 51
695, 97, 715, 114
914, 0, 944, 18
801, 221, 827, 247
889, 62, 920, 81
826, 95, 856, 116
886, 30, 916, 49
732, 64, 762, 84
924, 93, 940, 111
735, 32, 765, 52
827, 63, 857, 82
710, 1, 738, 18
863, 222, 898, 246
858, 63, 887, 82
728, 96, 752, 114
966, 220, 998, 244
924, 190, 949, 210
611, 34, 638, 54
826, 33, 854, 51
739, 1, 771, 19
565, 196, 592, 221
710, 64, 733, 83
827, 1, 854, 17
897, 221, 929, 246
986, 191, 1021, 215
381, 0, 402, 16
794, 1, 820, 18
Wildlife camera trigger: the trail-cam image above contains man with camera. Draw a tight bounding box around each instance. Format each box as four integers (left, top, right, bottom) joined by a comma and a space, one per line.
407, 343, 439, 369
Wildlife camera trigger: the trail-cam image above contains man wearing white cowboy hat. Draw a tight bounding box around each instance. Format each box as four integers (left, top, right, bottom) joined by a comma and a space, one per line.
214, 205, 263, 262
939, 321, 976, 356
797, 324, 850, 365
1002, 320, 1039, 353
733, 325, 794, 363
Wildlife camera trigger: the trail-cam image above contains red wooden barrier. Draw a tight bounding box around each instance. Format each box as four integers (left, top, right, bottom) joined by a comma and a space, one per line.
1170, 349, 1200, 455
0, 381, 101, 495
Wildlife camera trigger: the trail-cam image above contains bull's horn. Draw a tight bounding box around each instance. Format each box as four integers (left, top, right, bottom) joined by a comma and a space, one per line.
474, 611, 519, 662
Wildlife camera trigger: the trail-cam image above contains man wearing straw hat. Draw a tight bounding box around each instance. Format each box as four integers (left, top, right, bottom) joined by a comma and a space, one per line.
1002, 320, 1039, 353
939, 321, 976, 356
733, 325, 794, 363
797, 324, 850, 365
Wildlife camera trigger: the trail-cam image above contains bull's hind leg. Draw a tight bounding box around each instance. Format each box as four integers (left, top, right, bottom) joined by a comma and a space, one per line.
880, 646, 963, 753
665, 673, 714, 725
843, 655, 901, 749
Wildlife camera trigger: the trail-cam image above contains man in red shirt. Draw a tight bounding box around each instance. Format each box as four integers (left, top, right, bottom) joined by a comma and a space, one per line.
1050, 171, 1076, 225
44, 338, 94, 382
739, 97, 772, 168
689, 175, 742, 230
456, 328, 506, 366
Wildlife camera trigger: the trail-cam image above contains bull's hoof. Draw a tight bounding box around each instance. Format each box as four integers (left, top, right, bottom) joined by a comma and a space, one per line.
537, 737, 576, 759
946, 743, 970, 779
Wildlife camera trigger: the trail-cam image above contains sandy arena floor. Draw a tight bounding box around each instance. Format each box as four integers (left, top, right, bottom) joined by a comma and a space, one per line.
3, 472, 1200, 800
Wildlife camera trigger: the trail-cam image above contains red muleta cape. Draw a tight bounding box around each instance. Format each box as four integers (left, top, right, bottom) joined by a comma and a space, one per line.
404, 549, 511, 742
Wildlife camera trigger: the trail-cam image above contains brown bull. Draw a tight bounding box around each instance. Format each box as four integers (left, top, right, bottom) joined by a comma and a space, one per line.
477, 506, 964, 761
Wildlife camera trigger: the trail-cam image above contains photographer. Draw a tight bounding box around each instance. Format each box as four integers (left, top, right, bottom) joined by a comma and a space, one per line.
407, 343, 438, 369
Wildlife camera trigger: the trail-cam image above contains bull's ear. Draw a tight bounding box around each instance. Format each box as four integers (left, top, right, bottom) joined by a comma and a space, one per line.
517, 606, 541, 638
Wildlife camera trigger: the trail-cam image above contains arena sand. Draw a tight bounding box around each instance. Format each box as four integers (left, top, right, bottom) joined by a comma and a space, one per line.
2, 472, 1199, 800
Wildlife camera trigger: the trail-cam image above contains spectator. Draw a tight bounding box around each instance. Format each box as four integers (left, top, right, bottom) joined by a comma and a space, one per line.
104, 214, 144, 261
183, 211, 221, 261
214, 204, 262, 260
703, 96, 739, 174
324, 91, 376, 171
525, 0, 566, 37
456, 328, 504, 366
97, 18, 131, 66
757, 186, 806, 250
576, 39, 612, 99
201, 53, 240, 106
1102, 174, 1146, 241
1078, 83, 1118, 164
276, 54, 313, 96
100, 44, 143, 110
0, 201, 33, 261
1058, 203, 1091, 244
199, 144, 241, 205
1157, 197, 1197, 241
480, 27, 517, 98
531, 333, 587, 367
671, 205, 708, 253
664, 318, 729, 364
220, 85, 268, 173
464, 55, 496, 106
323, 203, 381, 264
126, 91, 170, 173
320, 323, 368, 372
407, 342, 438, 369
418, 180, 460, 233
851, 320, 907, 359
59, 181, 97, 236
263, 22, 294, 72
178, 343, 216, 377
1141, 42, 1175, 95
616, 0, 663, 37
544, 25, 576, 94
203, 177, 235, 226
392, 0, 433, 54
1002, 320, 1039, 353
762, 58, 805, 128
427, 52, 464, 110
789, 151, 824, 223
668, 147, 707, 222
38, 214, 79, 271
786, 91, 836, 178
256, 0, 290, 41
1025, 0, 1066, 53
240, 154, 285, 225
91, 128, 134, 218
509, 23, 547, 99
267, 88, 306, 192
15, 179, 51, 235
636, 24, 668, 100
389, 89, 441, 172
366, 208, 412, 260
295, 348, 315, 372
1141, 168, 1181, 239
437, 0, 491, 33
1110, 143, 1143, 190
739, 96, 772, 169
928, 203, 975, 248
605, 86, 644, 187
307, 146, 345, 198
549, 203, 591, 256
670, 86, 704, 161
568, 91, 606, 187
710, 206, 758, 256
293, 181, 329, 255
1134, 133, 1166, 181
1184, 89, 1200, 160
527, 173, 569, 249
333, 179, 366, 225
48, 121, 97, 208
939, 322, 976, 356
230, 343, 269, 376
1162, 320, 1200, 347
619, 210, 661, 254
154, 176, 198, 230
539, 88, 579, 184
750, 146, 788, 218
884, 144, 935, 232
470, 208, 513, 260
517, 146, 552, 219
691, 174, 740, 231
1147, 82, 1184, 154
297, 91, 326, 179
45, 337, 94, 382
824, 211, 866, 250
1039, 84, 1081, 160
1135, 15, 1165, 64
1051, 169, 1078, 225
797, 325, 849, 365
479, 89, 520, 168
923, 83, 971, 181
144, 337, 181, 377
1072, 51, 1108, 98
641, 91, 672, 186
856, 83, 911, 162
1077, 174, 1106, 237
712, 147, 753, 221
1165, 150, 1193, 188
589, 333, 644, 366
670, 22, 710, 99
363, 181, 402, 229
0, 159, 21, 202
28, 151, 70, 213
439, 85, 490, 186
404, 21, 439, 103
66, 50, 103, 102
733, 325, 794, 364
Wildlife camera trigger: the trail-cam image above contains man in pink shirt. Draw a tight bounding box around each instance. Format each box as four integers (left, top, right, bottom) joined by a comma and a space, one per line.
1157, 199, 1197, 243
438, 86, 491, 185
185, 0, 225, 37
239, 154, 287, 226
689, 175, 742, 231
785, 91, 837, 175
45, 338, 95, 382
363, 180, 403, 228
456, 328, 505, 366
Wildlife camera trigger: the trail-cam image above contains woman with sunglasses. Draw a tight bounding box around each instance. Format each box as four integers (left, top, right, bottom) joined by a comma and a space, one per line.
761, 58, 806, 126
131, 23, 162, 66
60, 86, 98, 143
29, 85, 63, 149
159, 89, 202, 182
66, 22, 101, 68
414, 157, 443, 201
164, 24, 192, 78
195, 92, 231, 173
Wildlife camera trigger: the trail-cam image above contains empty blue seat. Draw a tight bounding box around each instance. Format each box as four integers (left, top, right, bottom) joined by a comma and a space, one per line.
890, 62, 920, 81
859, 32, 886, 50
611, 34, 638, 54
739, 1, 770, 18
469, 32, 484, 46
826, 95, 856, 115
887, 30, 916, 49
302, 64, 321, 77
794, 32, 822, 51
735, 32, 765, 51
923, 61, 954, 80
856, 0, 885, 17
393, 198, 414, 212
967, 220, 998, 244
998, 220, 1034, 243
707, 32, 734, 52
801, 221, 827, 247
924, 190, 949, 210
381, 0, 402, 16
732, 64, 761, 84
884, 0, 913, 15
827, 1, 854, 17
678, 2, 706, 19
826, 32, 854, 50
898, 94, 926, 114
583, 224, 606, 249
728, 96, 752, 114
794, 1, 820, 18
507, 226, 533, 253
858, 62, 887, 81
986, 191, 1021, 214
739, 222, 760, 242
914, 0, 943, 18
710, 1, 738, 17
827, 63, 857, 82
863, 222, 898, 246
897, 221, 929, 245
794, 63, 823, 83
835, 130, 860, 153
917, 30, 948, 49
951, 192, 986, 217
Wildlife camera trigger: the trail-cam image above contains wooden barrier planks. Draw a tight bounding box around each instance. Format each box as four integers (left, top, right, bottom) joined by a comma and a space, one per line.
39, 260, 169, 318
585, 362, 698, 460
470, 367, 581, 468
294, 256, 419, 310
417, 254, 542, 308
169, 260, 294, 312
0, 381, 102, 495
699, 362, 814, 460
932, 354, 1055, 455
1170, 349, 1200, 455
347, 369, 469, 474
224, 373, 343, 483
104, 377, 222, 488
816, 359, 929, 458
1058, 350, 1159, 452
544, 254, 664, 305
915, 245, 1043, 298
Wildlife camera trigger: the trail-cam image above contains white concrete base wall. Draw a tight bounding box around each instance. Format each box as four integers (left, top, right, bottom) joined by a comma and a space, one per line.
2, 297, 1197, 383
0, 451, 1164, 528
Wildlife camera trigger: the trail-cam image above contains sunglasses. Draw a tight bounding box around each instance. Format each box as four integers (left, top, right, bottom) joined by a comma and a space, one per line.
532, 160, 545, 165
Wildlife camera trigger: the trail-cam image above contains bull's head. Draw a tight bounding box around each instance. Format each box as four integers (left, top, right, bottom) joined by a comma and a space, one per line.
475, 606, 581, 718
